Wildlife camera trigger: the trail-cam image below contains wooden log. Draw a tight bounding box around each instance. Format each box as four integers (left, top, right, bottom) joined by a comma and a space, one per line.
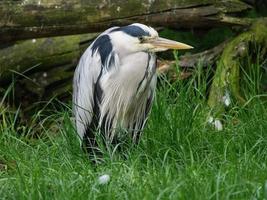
0, 0, 252, 43
0, 33, 98, 84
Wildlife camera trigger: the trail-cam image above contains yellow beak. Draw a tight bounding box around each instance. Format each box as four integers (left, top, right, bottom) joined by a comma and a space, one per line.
148, 37, 193, 51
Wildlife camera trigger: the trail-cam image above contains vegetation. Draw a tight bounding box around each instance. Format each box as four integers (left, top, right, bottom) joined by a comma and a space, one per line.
1, 66, 267, 199
1, 1, 267, 199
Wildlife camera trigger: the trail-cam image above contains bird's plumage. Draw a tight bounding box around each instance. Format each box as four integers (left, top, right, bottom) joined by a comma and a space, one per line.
73, 24, 157, 149
73, 23, 193, 152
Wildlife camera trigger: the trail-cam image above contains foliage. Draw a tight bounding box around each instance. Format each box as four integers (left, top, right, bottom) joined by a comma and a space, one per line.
1, 70, 267, 199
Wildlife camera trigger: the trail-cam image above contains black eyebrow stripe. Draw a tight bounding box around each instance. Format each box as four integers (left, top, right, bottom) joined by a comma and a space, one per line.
111, 25, 150, 37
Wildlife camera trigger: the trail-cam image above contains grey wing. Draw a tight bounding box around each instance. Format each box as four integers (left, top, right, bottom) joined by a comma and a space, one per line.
73, 26, 119, 141
73, 48, 101, 140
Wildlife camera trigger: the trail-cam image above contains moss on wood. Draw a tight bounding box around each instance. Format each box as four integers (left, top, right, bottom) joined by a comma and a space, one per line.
0, 33, 98, 83
208, 19, 267, 115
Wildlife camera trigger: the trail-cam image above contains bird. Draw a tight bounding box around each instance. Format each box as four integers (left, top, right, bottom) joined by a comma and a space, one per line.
73, 23, 192, 155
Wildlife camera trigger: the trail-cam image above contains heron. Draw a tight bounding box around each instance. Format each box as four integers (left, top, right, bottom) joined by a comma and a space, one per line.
73, 23, 193, 154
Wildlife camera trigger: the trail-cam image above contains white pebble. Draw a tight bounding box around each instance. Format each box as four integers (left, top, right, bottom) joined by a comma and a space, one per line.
98, 174, 110, 185
214, 119, 223, 131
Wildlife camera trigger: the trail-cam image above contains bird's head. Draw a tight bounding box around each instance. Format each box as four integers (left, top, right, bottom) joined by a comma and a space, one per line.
109, 23, 193, 54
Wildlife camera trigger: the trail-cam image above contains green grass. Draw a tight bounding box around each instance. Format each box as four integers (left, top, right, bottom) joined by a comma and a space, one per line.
1, 73, 267, 200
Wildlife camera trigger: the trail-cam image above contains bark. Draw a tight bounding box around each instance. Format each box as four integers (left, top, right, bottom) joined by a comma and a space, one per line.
0, 0, 252, 43
0, 33, 98, 84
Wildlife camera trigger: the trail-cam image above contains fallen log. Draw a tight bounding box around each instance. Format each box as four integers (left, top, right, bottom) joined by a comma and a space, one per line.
0, 0, 253, 43
0, 33, 98, 84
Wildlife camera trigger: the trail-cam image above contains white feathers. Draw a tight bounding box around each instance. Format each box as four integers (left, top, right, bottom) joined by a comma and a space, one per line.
98, 174, 110, 185
73, 26, 122, 140
73, 47, 101, 140
99, 52, 156, 141
73, 23, 157, 144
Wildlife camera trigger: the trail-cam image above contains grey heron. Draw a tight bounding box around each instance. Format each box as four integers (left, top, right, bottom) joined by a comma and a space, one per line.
73, 23, 192, 154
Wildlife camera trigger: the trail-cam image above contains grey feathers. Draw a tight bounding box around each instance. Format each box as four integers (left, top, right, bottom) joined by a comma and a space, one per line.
73, 23, 157, 152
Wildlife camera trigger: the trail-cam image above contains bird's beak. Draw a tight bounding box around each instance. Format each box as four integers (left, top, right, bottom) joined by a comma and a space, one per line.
146, 37, 193, 52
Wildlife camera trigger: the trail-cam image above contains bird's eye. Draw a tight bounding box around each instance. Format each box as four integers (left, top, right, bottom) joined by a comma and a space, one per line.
138, 36, 145, 43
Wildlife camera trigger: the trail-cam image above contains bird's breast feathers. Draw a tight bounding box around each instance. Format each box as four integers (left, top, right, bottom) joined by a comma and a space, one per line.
98, 52, 156, 138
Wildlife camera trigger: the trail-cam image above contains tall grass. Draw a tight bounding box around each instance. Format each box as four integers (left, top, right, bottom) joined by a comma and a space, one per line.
1, 64, 267, 199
